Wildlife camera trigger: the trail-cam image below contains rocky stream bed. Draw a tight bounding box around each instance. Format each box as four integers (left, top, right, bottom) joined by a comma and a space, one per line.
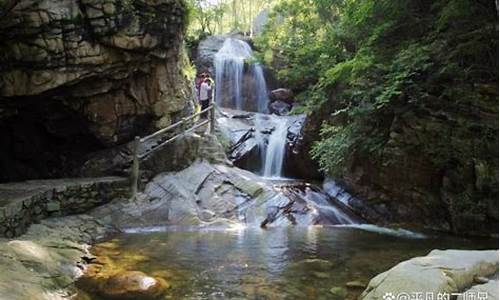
0, 145, 497, 299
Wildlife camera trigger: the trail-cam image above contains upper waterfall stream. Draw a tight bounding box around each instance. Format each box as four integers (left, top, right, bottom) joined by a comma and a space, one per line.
214, 38, 269, 113
214, 37, 290, 180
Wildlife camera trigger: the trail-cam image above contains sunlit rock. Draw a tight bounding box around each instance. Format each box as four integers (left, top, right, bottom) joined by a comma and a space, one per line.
99, 271, 169, 300
361, 249, 499, 300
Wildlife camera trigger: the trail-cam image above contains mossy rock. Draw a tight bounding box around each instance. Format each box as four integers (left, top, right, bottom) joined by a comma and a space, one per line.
232, 179, 264, 198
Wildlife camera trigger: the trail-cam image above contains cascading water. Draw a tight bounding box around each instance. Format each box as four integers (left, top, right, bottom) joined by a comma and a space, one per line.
213, 39, 363, 226
251, 64, 269, 113
262, 116, 289, 178
214, 38, 269, 112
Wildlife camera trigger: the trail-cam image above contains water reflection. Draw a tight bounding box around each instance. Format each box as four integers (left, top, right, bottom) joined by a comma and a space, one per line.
262, 227, 289, 274
79, 226, 497, 300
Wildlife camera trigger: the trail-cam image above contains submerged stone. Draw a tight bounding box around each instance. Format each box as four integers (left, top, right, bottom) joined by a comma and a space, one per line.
99, 271, 169, 300
312, 271, 330, 279
345, 280, 367, 289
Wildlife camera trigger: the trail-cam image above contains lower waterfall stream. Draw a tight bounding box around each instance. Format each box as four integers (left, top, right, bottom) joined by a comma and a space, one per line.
261, 115, 289, 178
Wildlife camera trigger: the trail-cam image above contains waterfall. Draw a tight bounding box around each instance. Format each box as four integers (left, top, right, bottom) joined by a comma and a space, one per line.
214, 38, 269, 112
262, 116, 289, 178
251, 64, 269, 113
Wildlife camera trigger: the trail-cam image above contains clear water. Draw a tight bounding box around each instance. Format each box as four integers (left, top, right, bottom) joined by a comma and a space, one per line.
78, 226, 496, 300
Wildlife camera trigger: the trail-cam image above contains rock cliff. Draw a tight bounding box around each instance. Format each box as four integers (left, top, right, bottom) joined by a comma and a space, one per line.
340, 93, 499, 236
300, 83, 498, 236
0, 0, 192, 182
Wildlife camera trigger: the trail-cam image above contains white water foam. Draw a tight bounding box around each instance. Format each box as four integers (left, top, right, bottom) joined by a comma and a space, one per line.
337, 224, 428, 239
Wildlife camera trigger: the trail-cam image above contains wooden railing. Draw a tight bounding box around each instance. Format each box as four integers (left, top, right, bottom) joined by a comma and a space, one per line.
129, 96, 216, 199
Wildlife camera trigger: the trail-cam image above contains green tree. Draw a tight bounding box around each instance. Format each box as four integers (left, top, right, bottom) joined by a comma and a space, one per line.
258, 0, 498, 175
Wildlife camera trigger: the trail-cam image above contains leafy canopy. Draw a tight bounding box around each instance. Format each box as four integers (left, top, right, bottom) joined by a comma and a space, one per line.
257, 0, 498, 177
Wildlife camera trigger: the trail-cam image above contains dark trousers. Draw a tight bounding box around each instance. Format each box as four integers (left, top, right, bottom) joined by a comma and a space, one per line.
200, 99, 209, 118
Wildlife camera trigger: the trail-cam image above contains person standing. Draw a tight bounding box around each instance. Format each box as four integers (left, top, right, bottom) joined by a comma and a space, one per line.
199, 77, 212, 118
195, 73, 205, 102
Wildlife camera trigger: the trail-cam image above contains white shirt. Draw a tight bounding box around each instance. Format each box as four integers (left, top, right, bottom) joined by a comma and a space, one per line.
200, 81, 211, 101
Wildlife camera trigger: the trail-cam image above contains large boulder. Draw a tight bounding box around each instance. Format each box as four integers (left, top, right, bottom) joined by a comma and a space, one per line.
269, 88, 295, 103
77, 240, 172, 300
217, 109, 264, 173
89, 160, 358, 228
90, 161, 270, 227
458, 280, 499, 300
195, 34, 252, 74
0, 0, 193, 182
269, 100, 292, 116
361, 249, 499, 300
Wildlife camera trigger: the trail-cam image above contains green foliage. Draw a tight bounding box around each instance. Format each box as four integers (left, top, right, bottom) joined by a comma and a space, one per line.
375, 44, 432, 108
256, 0, 344, 90
186, 0, 278, 41
258, 0, 498, 180
181, 45, 196, 81
311, 123, 354, 177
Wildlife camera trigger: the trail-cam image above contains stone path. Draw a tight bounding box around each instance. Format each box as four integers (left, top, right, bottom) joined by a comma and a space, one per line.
0, 177, 129, 237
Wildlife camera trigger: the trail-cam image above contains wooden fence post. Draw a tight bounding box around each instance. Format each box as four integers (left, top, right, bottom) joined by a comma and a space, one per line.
181, 117, 188, 134
130, 136, 140, 200
209, 94, 215, 134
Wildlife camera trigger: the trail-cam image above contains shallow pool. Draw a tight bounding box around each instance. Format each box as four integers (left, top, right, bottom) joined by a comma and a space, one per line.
77, 225, 497, 300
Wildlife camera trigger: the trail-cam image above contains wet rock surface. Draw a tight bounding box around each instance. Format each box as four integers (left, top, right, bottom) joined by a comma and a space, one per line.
217, 108, 314, 178
90, 162, 271, 228
269, 100, 292, 116
0, 160, 495, 299
87, 159, 359, 229
0, 0, 192, 182
194, 35, 227, 73
101, 271, 167, 300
